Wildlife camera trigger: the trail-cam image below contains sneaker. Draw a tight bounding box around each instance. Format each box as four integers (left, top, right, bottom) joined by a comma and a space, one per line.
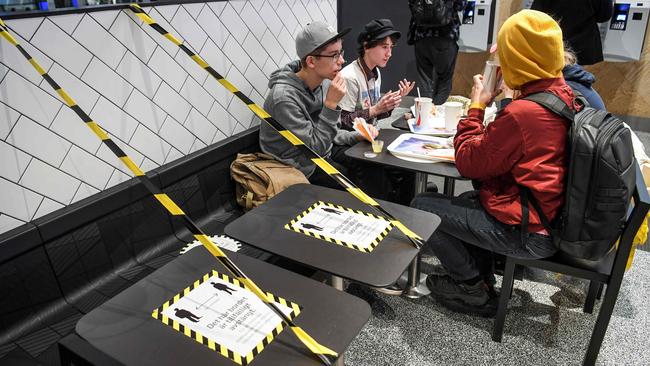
371, 283, 403, 296
426, 274, 489, 306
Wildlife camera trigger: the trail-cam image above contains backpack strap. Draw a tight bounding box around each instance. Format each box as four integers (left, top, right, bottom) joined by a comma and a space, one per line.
523, 92, 575, 121
519, 185, 556, 246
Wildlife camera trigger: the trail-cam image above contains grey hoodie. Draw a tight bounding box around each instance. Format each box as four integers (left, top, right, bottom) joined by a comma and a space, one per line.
259, 61, 358, 177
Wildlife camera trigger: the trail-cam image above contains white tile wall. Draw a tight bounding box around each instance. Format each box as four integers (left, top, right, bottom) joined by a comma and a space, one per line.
0, 1, 337, 235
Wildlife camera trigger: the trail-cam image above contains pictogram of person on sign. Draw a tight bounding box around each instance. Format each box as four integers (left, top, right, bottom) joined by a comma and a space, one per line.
174, 308, 202, 322
211, 282, 237, 295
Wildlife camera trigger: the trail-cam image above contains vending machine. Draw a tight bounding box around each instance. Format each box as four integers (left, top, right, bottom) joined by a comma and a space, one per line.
602, 1, 650, 61
458, 0, 499, 53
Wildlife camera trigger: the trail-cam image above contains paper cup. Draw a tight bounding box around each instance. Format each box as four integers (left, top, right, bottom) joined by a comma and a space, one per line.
482, 61, 502, 94
414, 97, 433, 128
443, 101, 463, 131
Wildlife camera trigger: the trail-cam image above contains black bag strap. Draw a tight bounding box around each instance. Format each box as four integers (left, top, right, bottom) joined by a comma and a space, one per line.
519, 185, 555, 246
523, 92, 576, 121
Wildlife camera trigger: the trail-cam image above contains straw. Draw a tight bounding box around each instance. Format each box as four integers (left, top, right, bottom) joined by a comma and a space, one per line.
417, 87, 421, 99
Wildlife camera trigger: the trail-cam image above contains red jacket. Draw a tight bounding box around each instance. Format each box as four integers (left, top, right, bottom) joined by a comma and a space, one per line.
454, 78, 576, 232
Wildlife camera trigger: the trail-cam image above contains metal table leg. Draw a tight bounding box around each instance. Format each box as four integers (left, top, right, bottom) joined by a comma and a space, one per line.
443, 177, 455, 196
397, 254, 430, 298
331, 275, 345, 366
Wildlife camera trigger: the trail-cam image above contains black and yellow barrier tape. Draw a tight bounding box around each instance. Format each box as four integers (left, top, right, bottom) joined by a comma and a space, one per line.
127, 3, 424, 249
0, 17, 337, 366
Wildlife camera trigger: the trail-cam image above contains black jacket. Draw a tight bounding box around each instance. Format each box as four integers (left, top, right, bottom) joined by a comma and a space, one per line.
531, 0, 613, 65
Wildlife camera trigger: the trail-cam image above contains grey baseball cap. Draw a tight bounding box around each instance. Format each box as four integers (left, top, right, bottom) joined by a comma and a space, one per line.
296, 21, 351, 59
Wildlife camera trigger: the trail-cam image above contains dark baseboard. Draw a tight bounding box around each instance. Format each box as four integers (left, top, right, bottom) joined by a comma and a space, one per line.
616, 115, 650, 133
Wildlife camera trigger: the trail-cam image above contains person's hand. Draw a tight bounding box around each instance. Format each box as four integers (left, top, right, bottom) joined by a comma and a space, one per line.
355, 124, 380, 141
371, 90, 401, 116
471, 74, 498, 106
397, 79, 415, 97
324, 73, 347, 110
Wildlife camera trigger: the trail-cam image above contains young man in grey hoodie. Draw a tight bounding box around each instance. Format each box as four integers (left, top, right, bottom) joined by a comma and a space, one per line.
259, 21, 378, 188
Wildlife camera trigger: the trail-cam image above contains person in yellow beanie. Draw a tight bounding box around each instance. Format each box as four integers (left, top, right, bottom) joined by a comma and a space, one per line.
410, 10, 577, 317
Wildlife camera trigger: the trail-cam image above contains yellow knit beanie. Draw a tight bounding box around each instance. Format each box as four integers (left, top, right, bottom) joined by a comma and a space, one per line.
497, 10, 564, 89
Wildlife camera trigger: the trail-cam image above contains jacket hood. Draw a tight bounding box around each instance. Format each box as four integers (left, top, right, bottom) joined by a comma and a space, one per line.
268, 60, 309, 91
562, 64, 596, 88
497, 10, 564, 89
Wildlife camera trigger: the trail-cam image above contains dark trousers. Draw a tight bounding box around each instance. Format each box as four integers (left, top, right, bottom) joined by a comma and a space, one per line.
410, 192, 556, 281
415, 37, 459, 105
309, 145, 415, 205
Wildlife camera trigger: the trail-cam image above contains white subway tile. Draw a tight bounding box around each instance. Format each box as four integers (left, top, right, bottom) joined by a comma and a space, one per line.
0, 214, 25, 232
226, 66, 253, 96
82, 58, 133, 107
223, 36, 251, 74
174, 49, 209, 85
0, 63, 7, 80
184, 108, 217, 144
5, 17, 43, 40
189, 138, 207, 153
60, 146, 113, 190
71, 182, 100, 203
182, 3, 205, 18
129, 124, 172, 164
109, 11, 158, 64
139, 158, 158, 172
261, 30, 285, 64
244, 59, 269, 96
197, 6, 229, 48
250, 117, 261, 128
0, 140, 31, 183
229, 0, 247, 12
50, 106, 102, 154
31, 19, 92, 77
41, 63, 100, 112
105, 168, 131, 189
153, 83, 191, 123
179, 76, 214, 116
73, 16, 127, 69
199, 39, 232, 77
20, 159, 80, 204
141, 8, 182, 57
259, 2, 283, 37
262, 57, 278, 76
50, 13, 83, 35
170, 7, 208, 53
159, 116, 195, 154
147, 46, 188, 91
228, 98, 254, 127
0, 72, 61, 128
154, 5, 179, 22
33, 197, 64, 219
0, 178, 43, 221
212, 129, 227, 144
116, 51, 162, 99
277, 26, 296, 58
206, 1, 227, 16
207, 102, 238, 136
89, 9, 120, 30
7, 116, 71, 167
219, 3, 248, 44
250, 0, 265, 11
292, 1, 313, 24
231, 122, 247, 135
249, 88, 265, 108
0, 102, 21, 140
306, 0, 326, 22
164, 148, 184, 164
275, 1, 299, 34
0, 31, 54, 84
279, 52, 292, 67
95, 139, 144, 176
240, 2, 267, 41
123, 89, 167, 133
90, 97, 139, 142
242, 32, 269, 70
203, 75, 234, 111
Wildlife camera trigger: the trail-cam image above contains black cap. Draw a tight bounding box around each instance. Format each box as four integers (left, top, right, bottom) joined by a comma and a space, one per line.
357, 19, 401, 44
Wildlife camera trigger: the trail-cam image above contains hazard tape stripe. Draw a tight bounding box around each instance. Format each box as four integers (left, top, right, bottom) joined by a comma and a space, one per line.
152, 270, 302, 366
128, 3, 422, 247
0, 16, 336, 365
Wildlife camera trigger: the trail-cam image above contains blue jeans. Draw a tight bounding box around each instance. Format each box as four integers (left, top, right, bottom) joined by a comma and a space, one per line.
411, 192, 557, 281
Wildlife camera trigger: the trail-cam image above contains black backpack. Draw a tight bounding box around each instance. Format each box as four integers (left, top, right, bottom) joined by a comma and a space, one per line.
520, 92, 636, 261
409, 0, 455, 27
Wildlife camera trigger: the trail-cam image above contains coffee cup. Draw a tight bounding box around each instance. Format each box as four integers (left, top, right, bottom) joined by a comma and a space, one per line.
443, 101, 463, 131
371, 139, 384, 153
482, 61, 502, 94
414, 97, 434, 128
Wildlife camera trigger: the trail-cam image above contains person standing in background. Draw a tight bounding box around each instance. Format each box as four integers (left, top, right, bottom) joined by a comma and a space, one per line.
531, 0, 613, 66
407, 0, 467, 105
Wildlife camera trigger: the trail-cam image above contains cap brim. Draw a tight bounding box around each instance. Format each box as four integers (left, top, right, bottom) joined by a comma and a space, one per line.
312, 27, 352, 53
372, 29, 402, 41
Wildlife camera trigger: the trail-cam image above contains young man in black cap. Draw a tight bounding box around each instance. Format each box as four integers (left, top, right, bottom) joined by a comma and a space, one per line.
259, 21, 377, 189
338, 19, 415, 130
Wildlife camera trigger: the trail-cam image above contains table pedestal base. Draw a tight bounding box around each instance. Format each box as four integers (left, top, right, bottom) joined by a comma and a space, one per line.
398, 254, 431, 299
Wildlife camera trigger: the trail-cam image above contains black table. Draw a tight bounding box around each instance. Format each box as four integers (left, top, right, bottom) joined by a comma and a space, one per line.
345, 128, 467, 196
65, 247, 371, 366
225, 184, 440, 290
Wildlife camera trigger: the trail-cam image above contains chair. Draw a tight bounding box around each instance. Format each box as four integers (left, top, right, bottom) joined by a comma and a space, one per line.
492, 163, 650, 366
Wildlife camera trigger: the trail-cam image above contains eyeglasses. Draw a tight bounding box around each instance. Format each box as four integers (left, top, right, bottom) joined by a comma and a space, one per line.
311, 49, 345, 62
